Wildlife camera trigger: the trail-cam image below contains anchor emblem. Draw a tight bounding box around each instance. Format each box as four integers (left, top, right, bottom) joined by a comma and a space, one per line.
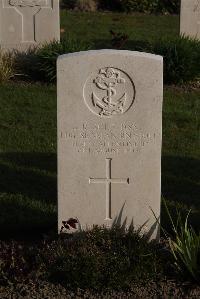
9, 0, 45, 6
84, 66, 135, 118
92, 68, 126, 117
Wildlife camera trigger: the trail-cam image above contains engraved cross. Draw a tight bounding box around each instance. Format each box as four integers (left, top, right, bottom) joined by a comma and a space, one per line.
4, 0, 52, 42
89, 158, 129, 220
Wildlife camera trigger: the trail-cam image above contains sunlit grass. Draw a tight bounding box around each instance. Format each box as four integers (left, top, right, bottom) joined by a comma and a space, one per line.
0, 82, 199, 235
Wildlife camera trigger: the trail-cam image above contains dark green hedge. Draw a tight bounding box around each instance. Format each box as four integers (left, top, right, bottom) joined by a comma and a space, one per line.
124, 36, 200, 84
41, 227, 165, 290
14, 34, 200, 85
61, 0, 181, 14
15, 37, 93, 83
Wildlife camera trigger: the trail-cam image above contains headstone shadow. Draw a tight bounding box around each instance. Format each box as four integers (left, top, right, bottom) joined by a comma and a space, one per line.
0, 152, 57, 238
0, 195, 56, 239
112, 202, 160, 241
0, 152, 57, 203
162, 155, 200, 209
162, 155, 200, 231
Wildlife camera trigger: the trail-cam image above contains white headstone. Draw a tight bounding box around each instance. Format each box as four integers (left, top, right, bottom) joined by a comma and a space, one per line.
0, 0, 60, 51
58, 50, 163, 240
180, 0, 200, 39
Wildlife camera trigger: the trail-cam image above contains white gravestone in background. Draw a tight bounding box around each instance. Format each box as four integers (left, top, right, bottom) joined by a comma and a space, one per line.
180, 0, 200, 39
58, 50, 163, 240
0, 0, 60, 50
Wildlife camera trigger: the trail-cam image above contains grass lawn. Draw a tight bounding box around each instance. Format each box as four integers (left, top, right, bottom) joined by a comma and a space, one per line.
0, 82, 199, 236
0, 12, 199, 237
0, 11, 199, 296
60, 11, 180, 46
0, 84, 57, 236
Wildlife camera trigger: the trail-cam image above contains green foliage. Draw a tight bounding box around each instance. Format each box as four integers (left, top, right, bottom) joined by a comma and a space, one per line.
41, 227, 164, 290
159, 0, 180, 14
119, 0, 180, 14
0, 240, 39, 285
0, 227, 167, 288
110, 30, 129, 49
98, 0, 122, 11
153, 36, 200, 84
0, 49, 15, 83
62, 0, 98, 11
163, 199, 200, 282
14, 47, 39, 81
36, 37, 92, 82
126, 36, 200, 84
76, 0, 98, 11
0, 82, 199, 236
62, 0, 77, 9
119, 0, 159, 13
15, 37, 92, 83
16, 34, 200, 85
62, 0, 181, 14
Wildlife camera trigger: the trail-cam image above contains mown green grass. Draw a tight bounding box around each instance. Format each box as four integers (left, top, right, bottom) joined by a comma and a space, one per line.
163, 88, 199, 159
162, 87, 200, 230
0, 82, 199, 236
0, 83, 57, 237
0, 12, 199, 237
60, 11, 179, 46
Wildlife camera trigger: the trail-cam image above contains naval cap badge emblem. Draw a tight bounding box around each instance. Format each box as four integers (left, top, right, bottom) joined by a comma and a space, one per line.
9, 0, 45, 6
84, 67, 135, 118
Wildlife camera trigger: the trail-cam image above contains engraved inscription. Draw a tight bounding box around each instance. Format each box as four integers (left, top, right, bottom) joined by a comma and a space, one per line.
60, 122, 156, 155
194, 0, 200, 12
89, 158, 129, 220
84, 67, 135, 118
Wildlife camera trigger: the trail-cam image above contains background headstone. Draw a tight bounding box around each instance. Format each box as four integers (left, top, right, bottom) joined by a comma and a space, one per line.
58, 50, 163, 240
180, 0, 200, 39
0, 0, 60, 51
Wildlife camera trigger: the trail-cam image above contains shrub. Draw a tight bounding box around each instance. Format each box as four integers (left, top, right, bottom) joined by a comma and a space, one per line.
169, 216, 200, 282
41, 227, 165, 290
76, 0, 98, 11
71, 0, 181, 14
162, 200, 200, 282
110, 30, 129, 49
124, 35, 200, 84
14, 47, 39, 81
15, 37, 92, 83
0, 240, 39, 285
62, 0, 98, 11
119, 0, 159, 13
15, 35, 200, 85
0, 49, 15, 83
98, 0, 122, 11
158, 0, 180, 14
61, 0, 77, 9
35, 37, 92, 82
119, 0, 180, 14
153, 36, 200, 84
